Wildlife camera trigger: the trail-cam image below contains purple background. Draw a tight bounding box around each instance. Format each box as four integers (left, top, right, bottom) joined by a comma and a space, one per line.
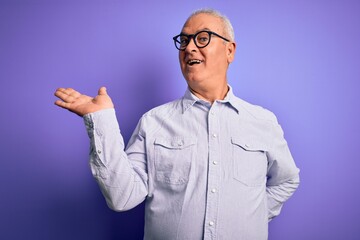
1, 0, 359, 239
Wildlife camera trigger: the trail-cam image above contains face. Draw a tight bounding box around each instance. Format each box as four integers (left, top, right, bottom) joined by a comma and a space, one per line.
179, 13, 236, 89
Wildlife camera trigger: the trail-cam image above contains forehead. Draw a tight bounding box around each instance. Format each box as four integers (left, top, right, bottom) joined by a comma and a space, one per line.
181, 13, 223, 34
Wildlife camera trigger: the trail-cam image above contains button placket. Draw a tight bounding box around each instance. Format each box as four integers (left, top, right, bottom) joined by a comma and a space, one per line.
204, 104, 221, 239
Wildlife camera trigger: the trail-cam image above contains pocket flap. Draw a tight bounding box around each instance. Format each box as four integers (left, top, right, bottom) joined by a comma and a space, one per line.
231, 137, 268, 152
155, 137, 196, 149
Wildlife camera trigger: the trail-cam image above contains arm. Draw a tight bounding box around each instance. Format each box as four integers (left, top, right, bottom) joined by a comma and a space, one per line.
266, 122, 300, 221
54, 87, 148, 211
266, 175, 300, 221
84, 109, 148, 211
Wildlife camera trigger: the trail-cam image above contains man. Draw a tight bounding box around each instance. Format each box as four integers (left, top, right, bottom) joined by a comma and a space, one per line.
54, 9, 300, 240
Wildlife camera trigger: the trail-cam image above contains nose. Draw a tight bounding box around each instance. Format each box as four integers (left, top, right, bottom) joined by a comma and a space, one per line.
184, 37, 198, 52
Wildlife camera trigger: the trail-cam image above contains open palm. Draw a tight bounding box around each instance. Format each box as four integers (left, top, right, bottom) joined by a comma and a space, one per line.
54, 87, 114, 116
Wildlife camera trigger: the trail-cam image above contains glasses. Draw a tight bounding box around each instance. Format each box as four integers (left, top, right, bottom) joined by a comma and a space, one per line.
173, 30, 230, 51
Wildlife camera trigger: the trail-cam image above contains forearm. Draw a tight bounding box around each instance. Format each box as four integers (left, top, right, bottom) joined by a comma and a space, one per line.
266, 175, 300, 221
84, 109, 148, 211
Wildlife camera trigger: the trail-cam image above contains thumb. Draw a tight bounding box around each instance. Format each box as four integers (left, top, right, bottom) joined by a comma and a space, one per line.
98, 86, 108, 95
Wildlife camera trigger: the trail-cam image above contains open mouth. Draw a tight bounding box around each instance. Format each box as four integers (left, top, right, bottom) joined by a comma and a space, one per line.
187, 59, 203, 66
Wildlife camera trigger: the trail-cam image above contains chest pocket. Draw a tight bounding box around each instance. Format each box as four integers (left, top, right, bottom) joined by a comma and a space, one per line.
154, 137, 196, 185
231, 137, 268, 187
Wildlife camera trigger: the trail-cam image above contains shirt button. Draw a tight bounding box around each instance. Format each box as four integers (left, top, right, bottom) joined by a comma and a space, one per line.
212, 133, 217, 138
213, 161, 218, 165
211, 111, 215, 115
209, 221, 215, 226
211, 188, 217, 193
97, 150, 102, 154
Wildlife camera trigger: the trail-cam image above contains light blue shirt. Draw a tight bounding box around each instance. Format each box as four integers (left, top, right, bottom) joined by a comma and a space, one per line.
84, 86, 300, 240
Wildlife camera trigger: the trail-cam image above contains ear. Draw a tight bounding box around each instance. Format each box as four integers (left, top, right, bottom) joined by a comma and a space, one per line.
226, 41, 236, 63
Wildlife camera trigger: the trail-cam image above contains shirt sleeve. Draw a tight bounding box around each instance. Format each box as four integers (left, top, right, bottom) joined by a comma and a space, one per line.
83, 108, 148, 211
267, 175, 300, 221
266, 121, 300, 221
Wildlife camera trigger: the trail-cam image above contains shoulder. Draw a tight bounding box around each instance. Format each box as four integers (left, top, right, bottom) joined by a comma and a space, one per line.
136, 98, 182, 135
142, 98, 182, 119
233, 96, 278, 124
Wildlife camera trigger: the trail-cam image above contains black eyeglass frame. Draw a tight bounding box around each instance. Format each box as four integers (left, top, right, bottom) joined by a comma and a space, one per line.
173, 30, 230, 51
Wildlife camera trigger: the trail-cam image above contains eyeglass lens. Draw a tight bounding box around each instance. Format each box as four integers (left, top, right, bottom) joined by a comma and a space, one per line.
176, 31, 211, 50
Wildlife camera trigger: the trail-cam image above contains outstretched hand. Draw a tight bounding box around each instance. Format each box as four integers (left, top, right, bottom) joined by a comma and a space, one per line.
54, 87, 114, 116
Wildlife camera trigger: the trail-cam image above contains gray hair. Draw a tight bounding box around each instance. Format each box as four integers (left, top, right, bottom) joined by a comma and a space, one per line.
186, 8, 235, 41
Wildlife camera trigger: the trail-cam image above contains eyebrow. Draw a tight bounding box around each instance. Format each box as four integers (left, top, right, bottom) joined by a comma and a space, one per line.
180, 28, 212, 35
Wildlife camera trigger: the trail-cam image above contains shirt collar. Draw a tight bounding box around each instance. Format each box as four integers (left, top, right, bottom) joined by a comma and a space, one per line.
181, 88, 198, 113
181, 85, 241, 114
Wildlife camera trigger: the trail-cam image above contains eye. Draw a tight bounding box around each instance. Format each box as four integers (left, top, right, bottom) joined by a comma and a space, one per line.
196, 32, 210, 45
198, 37, 208, 43
179, 36, 189, 45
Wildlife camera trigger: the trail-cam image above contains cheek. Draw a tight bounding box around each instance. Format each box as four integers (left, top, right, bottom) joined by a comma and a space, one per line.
179, 52, 186, 68
204, 48, 225, 68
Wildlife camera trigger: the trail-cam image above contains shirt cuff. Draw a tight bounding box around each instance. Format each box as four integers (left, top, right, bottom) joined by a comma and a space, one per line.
83, 108, 119, 136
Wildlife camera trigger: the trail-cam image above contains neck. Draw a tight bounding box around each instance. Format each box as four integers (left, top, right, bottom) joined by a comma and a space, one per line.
188, 82, 229, 104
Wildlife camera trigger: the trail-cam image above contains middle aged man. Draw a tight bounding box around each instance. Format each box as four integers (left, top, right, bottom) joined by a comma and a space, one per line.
54, 9, 300, 240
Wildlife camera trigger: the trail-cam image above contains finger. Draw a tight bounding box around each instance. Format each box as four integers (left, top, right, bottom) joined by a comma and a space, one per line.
55, 87, 82, 100
55, 87, 65, 94
54, 90, 77, 103
56, 87, 74, 94
64, 88, 80, 99
57, 87, 77, 96
68, 89, 81, 98
54, 87, 71, 97
54, 100, 72, 109
65, 87, 75, 93
98, 86, 107, 95
54, 88, 66, 97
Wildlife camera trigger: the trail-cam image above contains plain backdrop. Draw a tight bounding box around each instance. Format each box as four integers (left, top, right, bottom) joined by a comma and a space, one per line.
1, 0, 359, 239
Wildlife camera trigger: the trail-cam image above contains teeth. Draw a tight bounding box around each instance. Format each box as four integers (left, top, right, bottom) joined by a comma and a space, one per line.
187, 59, 202, 65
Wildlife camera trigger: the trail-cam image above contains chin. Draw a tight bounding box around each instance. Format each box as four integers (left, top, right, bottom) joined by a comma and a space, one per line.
184, 74, 199, 82
185, 76, 206, 87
